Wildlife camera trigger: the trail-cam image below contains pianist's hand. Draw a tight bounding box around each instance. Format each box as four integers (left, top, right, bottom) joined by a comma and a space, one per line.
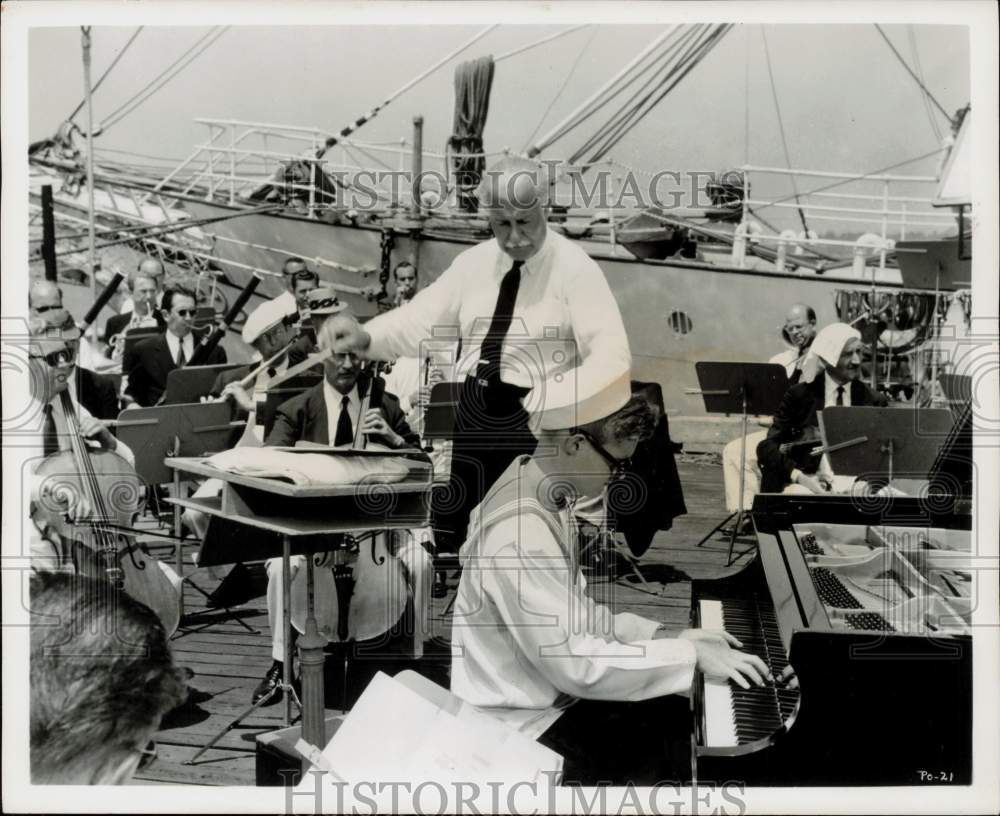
680, 628, 771, 689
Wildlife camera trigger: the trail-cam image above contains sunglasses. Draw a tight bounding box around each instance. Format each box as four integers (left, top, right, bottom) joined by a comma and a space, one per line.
31, 347, 77, 367
173, 308, 196, 317
573, 428, 631, 480
33, 304, 62, 314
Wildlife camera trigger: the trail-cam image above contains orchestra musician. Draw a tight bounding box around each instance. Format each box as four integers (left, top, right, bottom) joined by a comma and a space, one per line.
116, 257, 166, 315
327, 157, 631, 557
450, 370, 773, 786
252, 315, 432, 706
123, 284, 227, 407
757, 322, 889, 495
392, 260, 418, 307
103, 269, 165, 359
25, 317, 136, 572
273, 256, 320, 315
722, 303, 818, 519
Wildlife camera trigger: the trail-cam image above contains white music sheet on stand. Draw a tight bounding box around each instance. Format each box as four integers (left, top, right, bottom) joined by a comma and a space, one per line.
300, 672, 562, 791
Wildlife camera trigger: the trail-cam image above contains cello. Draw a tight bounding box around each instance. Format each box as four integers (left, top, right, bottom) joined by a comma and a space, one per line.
32, 368, 182, 636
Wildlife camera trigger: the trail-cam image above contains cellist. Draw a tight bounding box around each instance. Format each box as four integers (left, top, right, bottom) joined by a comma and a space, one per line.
25, 318, 136, 572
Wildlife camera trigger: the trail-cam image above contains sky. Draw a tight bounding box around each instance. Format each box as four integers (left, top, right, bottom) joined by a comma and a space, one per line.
26, 21, 970, 234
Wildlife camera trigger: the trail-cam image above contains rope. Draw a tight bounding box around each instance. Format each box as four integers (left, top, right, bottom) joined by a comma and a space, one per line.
68, 27, 144, 122
760, 27, 809, 234
521, 27, 598, 153
571, 24, 732, 166
494, 25, 590, 62
908, 26, 942, 141
873, 24, 951, 121
99, 27, 229, 131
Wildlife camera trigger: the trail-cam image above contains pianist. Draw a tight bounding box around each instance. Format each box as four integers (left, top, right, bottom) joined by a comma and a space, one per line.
450, 370, 770, 786
757, 322, 888, 495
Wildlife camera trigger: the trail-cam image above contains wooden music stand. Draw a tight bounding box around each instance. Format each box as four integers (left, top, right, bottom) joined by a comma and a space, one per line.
818, 406, 955, 485
165, 453, 432, 766
162, 363, 242, 405
690, 362, 788, 565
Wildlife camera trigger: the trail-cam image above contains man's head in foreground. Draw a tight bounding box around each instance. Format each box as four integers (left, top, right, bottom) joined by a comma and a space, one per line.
317, 311, 360, 394
812, 322, 864, 384
30, 572, 185, 784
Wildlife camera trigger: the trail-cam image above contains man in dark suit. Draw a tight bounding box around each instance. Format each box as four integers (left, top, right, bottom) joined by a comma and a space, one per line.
252, 314, 428, 705
103, 269, 165, 349
124, 285, 226, 407
758, 322, 889, 495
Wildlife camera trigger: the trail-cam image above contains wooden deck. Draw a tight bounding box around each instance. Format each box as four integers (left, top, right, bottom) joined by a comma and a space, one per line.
131, 457, 752, 786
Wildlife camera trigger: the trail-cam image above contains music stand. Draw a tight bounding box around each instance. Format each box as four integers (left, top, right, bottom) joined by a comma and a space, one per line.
818, 406, 955, 485
165, 454, 432, 765
422, 381, 463, 441
690, 362, 788, 565
116, 401, 250, 627
162, 363, 242, 405
122, 326, 161, 359
938, 374, 972, 416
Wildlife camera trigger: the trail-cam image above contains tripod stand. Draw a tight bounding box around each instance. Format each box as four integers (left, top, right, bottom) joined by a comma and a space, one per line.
690, 362, 788, 566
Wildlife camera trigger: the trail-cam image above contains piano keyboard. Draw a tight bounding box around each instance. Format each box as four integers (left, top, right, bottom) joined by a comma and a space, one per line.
699, 598, 799, 747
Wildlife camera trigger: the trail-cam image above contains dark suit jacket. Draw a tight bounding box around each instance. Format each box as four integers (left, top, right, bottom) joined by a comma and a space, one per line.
265, 377, 418, 449
75, 367, 120, 420
103, 310, 166, 343
210, 364, 253, 398
124, 332, 227, 407
757, 373, 888, 492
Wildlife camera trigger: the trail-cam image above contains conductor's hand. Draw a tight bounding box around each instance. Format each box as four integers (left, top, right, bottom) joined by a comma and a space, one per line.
361, 409, 403, 448
680, 628, 771, 689
220, 382, 255, 413
325, 314, 371, 357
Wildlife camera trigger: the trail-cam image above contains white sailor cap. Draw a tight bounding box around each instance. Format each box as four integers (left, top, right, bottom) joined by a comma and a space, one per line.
811, 322, 861, 366
535, 369, 632, 431
242, 298, 297, 345
306, 286, 349, 317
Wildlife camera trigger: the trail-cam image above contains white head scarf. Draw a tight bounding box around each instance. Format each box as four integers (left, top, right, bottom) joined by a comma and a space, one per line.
810, 322, 861, 367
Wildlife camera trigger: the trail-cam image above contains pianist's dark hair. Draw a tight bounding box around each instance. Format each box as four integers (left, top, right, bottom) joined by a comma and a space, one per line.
579, 395, 656, 446
29, 571, 186, 783
161, 285, 197, 314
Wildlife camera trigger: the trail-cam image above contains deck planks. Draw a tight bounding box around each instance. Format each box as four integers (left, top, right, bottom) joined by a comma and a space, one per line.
132, 458, 744, 786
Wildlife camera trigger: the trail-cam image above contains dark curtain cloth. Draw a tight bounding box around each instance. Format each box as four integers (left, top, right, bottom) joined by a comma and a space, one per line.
606, 381, 686, 558
450, 56, 495, 212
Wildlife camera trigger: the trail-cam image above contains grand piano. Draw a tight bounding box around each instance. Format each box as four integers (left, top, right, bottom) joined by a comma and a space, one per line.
691, 493, 973, 786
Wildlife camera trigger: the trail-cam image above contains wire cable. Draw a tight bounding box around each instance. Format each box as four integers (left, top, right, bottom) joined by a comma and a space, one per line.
761, 27, 808, 234
874, 24, 950, 121
908, 26, 942, 141
68, 27, 144, 122
99, 27, 228, 131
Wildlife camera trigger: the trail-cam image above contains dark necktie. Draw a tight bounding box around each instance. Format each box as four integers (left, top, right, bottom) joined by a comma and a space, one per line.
334, 395, 353, 446
835, 385, 845, 406
42, 403, 60, 456
478, 260, 524, 382
176, 342, 187, 368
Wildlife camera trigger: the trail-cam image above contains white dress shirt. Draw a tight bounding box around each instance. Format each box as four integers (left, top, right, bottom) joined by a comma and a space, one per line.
769, 346, 812, 378
164, 330, 195, 366
365, 230, 631, 408
824, 375, 852, 407
451, 456, 697, 738
322, 381, 361, 447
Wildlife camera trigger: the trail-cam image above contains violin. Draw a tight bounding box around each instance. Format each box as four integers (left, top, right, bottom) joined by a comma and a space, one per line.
31, 389, 181, 635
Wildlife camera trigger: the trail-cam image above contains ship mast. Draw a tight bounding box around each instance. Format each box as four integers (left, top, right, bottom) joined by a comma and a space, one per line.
81, 26, 99, 319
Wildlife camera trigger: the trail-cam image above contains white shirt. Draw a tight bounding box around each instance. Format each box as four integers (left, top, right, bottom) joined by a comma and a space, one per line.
119, 291, 164, 315
164, 330, 195, 366
451, 457, 697, 738
322, 381, 361, 447
824, 375, 852, 408
365, 230, 631, 408
382, 355, 422, 417
769, 346, 812, 378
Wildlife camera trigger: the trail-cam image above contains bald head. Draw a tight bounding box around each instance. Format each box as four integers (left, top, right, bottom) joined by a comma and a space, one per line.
477, 158, 550, 262
135, 259, 165, 291
29, 280, 63, 316
783, 303, 817, 349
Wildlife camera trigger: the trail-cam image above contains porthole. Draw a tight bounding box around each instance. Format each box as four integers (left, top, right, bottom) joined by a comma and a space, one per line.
668, 310, 693, 335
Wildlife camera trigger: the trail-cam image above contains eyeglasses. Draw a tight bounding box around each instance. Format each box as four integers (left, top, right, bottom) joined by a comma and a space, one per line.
286, 268, 318, 282
30, 347, 77, 367
573, 428, 631, 480
33, 304, 62, 314
174, 309, 196, 317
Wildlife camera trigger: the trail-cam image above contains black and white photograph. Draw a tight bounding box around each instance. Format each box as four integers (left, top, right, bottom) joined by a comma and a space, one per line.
2, 1, 998, 813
